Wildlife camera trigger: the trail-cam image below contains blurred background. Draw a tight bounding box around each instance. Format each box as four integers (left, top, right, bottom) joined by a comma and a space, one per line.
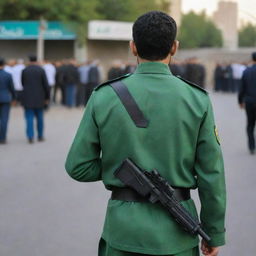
0, 0, 256, 256
0, 0, 255, 85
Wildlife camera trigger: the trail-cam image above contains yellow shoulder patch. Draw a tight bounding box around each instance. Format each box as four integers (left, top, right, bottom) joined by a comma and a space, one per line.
214, 126, 220, 145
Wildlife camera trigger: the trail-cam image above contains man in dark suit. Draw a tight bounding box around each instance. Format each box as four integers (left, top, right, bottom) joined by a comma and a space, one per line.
238, 52, 256, 154
62, 59, 79, 108
185, 57, 206, 88
86, 60, 100, 105
21, 55, 49, 143
0, 58, 16, 144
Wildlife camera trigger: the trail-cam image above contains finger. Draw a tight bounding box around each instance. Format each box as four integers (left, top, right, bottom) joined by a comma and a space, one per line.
207, 248, 219, 256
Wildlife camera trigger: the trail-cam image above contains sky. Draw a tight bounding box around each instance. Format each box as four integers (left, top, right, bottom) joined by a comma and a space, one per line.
182, 0, 256, 25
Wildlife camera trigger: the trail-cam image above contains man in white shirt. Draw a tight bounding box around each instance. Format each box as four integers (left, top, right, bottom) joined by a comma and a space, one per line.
231, 62, 246, 92
4, 59, 16, 74
43, 60, 56, 102
12, 59, 25, 102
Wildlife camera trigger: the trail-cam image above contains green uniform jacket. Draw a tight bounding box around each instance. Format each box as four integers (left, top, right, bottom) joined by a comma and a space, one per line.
65, 62, 226, 255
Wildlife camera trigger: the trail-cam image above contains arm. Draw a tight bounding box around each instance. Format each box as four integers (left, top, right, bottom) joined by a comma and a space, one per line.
65, 92, 102, 182
195, 98, 226, 248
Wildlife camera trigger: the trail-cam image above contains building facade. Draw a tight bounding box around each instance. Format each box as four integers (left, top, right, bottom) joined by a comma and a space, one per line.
213, 1, 238, 50
0, 21, 76, 60
169, 0, 182, 27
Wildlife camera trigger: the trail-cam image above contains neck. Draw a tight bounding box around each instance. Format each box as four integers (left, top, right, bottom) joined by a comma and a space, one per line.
137, 55, 171, 65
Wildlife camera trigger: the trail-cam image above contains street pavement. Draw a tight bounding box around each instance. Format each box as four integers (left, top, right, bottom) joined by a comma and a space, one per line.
0, 93, 255, 256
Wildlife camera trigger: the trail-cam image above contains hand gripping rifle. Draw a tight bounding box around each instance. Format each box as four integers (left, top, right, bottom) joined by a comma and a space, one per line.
114, 158, 211, 242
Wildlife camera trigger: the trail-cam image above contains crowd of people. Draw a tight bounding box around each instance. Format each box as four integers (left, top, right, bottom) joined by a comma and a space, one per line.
169, 57, 206, 88
0, 56, 106, 144
0, 55, 254, 145
3, 58, 104, 108
214, 62, 247, 93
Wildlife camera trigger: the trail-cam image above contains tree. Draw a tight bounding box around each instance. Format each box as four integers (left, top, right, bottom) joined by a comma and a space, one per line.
0, 0, 100, 44
97, 0, 171, 22
0, 0, 172, 44
239, 23, 256, 47
178, 11, 223, 48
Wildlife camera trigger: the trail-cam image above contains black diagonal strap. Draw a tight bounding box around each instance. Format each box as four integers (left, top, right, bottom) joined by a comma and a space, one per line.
110, 81, 149, 128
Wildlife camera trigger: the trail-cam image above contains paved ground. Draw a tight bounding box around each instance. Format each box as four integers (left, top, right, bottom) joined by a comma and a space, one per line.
0, 93, 255, 256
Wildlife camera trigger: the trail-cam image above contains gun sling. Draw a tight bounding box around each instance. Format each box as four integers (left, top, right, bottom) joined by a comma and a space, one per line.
110, 81, 149, 128
111, 187, 191, 202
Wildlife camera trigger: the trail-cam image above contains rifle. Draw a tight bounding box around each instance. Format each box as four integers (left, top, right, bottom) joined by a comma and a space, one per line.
114, 158, 211, 242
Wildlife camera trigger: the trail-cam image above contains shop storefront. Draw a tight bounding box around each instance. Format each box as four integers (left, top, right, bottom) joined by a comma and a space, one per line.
0, 21, 76, 60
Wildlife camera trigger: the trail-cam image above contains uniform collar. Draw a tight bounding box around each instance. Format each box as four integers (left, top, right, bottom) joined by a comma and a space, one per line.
134, 62, 172, 75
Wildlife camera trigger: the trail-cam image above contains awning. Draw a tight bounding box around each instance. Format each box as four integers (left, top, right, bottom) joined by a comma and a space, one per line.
0, 21, 76, 40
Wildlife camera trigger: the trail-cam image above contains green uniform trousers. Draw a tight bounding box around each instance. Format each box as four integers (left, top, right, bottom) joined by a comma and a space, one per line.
98, 238, 199, 256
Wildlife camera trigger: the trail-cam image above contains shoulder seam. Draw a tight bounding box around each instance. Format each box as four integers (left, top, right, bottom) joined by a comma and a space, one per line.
176, 75, 208, 94
95, 73, 132, 91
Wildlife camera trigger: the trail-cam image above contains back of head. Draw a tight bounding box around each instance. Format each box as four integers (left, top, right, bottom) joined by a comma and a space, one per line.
252, 52, 256, 62
28, 55, 37, 62
132, 11, 177, 61
0, 57, 5, 67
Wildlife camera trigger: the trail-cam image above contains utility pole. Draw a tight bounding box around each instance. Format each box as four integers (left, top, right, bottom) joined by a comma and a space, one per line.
37, 17, 47, 62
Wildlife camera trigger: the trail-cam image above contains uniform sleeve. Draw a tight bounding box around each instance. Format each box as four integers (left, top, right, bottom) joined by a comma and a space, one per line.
65, 92, 102, 182
195, 98, 226, 247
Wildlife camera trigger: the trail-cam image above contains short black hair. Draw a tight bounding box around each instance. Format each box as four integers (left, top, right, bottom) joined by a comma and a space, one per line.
0, 57, 5, 66
132, 11, 177, 61
29, 54, 37, 62
252, 52, 256, 61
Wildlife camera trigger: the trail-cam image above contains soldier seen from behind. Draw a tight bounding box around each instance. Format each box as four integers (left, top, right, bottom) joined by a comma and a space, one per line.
66, 11, 226, 256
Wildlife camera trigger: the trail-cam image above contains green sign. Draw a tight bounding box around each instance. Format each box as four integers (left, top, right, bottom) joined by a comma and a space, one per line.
0, 21, 76, 40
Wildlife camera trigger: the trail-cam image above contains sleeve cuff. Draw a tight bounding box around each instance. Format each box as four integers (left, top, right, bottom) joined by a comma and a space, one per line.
207, 231, 226, 247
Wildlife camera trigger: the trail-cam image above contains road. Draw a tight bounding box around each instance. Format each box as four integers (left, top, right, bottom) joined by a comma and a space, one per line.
0, 93, 255, 256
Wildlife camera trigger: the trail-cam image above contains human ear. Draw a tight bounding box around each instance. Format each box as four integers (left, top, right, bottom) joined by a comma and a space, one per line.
170, 40, 179, 56
129, 41, 138, 57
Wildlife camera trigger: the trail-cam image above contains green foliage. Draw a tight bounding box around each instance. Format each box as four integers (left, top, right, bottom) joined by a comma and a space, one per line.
239, 23, 256, 47
0, 0, 100, 45
0, 0, 171, 45
96, 0, 171, 21
178, 11, 223, 48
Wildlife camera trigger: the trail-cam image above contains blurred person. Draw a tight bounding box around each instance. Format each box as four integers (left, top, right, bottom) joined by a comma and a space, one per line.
238, 52, 256, 154
77, 61, 91, 106
62, 59, 79, 108
12, 59, 25, 102
0, 58, 16, 144
169, 59, 186, 77
227, 63, 234, 92
54, 60, 66, 105
4, 59, 16, 75
43, 60, 56, 102
214, 63, 223, 92
218, 63, 228, 92
66, 11, 226, 256
21, 55, 49, 143
86, 60, 100, 105
185, 57, 206, 88
231, 62, 246, 93
108, 60, 123, 80
223, 63, 233, 92
123, 62, 136, 74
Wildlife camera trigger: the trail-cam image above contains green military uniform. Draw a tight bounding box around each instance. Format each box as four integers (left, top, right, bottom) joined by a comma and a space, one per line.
65, 62, 226, 256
